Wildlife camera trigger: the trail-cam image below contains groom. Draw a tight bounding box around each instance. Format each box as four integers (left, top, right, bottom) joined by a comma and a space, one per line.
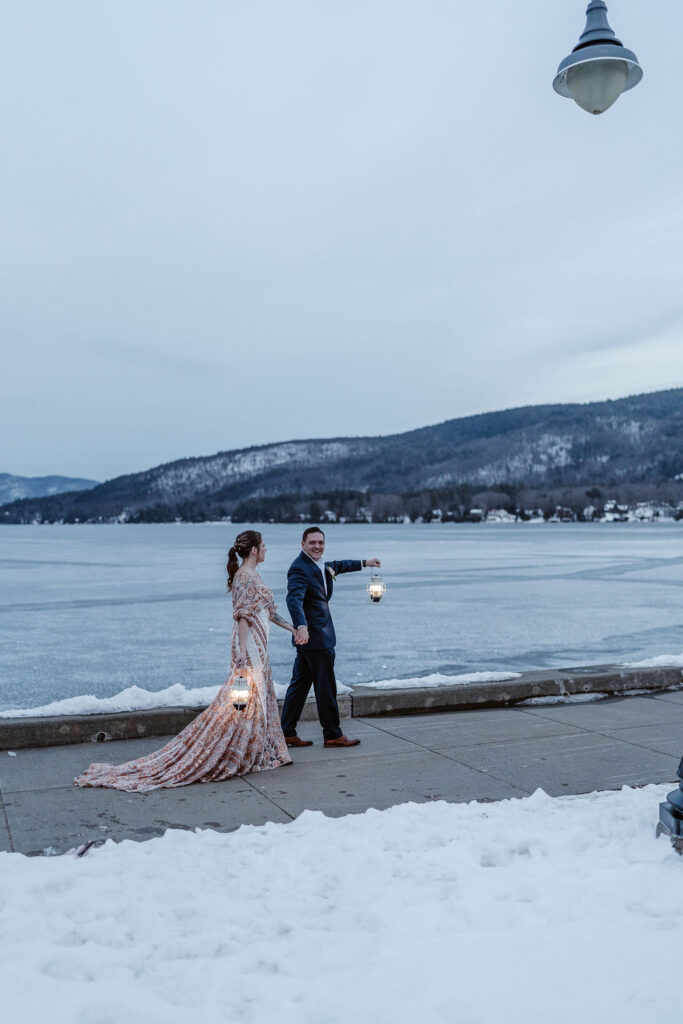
281, 526, 381, 748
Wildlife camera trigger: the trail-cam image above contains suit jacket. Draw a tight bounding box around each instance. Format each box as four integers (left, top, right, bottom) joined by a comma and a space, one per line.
286, 552, 362, 651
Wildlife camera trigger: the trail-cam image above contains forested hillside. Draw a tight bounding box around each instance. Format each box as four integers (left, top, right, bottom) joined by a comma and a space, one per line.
3, 390, 683, 523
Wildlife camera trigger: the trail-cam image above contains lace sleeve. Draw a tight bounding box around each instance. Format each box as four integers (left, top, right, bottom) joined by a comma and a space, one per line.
232, 575, 260, 625
266, 591, 277, 618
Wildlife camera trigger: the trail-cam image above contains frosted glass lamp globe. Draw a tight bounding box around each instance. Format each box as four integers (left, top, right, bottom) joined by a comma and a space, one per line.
566, 58, 628, 114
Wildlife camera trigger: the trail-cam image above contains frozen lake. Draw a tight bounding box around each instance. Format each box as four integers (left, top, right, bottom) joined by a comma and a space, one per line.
1, 522, 683, 713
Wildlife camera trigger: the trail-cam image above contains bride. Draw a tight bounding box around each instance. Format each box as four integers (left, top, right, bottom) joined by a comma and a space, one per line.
74, 530, 294, 792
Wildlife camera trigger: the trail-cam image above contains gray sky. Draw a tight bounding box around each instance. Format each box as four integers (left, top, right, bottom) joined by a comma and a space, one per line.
2, 1, 683, 480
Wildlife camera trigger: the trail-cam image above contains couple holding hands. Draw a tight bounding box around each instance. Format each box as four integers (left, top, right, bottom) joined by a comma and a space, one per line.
76, 527, 380, 791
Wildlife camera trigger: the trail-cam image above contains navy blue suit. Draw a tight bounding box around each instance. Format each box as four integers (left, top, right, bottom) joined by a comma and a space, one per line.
281, 552, 361, 740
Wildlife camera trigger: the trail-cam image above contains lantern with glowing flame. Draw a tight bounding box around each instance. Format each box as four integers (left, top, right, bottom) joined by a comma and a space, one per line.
229, 671, 251, 711
366, 572, 386, 603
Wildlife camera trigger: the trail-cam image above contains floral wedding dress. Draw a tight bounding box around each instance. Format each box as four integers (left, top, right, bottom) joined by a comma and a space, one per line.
74, 574, 291, 792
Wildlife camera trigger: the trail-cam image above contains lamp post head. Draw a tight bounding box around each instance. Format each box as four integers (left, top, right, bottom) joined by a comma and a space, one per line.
553, 1, 642, 114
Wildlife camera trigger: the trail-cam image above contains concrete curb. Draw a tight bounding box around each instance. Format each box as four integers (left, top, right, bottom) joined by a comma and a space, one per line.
0, 696, 351, 751
1, 666, 681, 750
350, 665, 683, 716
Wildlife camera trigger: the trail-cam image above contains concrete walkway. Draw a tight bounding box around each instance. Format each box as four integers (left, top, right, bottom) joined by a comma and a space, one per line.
2, 690, 682, 856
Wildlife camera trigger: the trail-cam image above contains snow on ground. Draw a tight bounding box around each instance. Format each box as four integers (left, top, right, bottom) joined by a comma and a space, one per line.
627, 652, 683, 668
523, 686, 683, 706
1, 785, 679, 1024
354, 670, 521, 689
0, 679, 352, 718
521, 692, 607, 705
0, 683, 223, 718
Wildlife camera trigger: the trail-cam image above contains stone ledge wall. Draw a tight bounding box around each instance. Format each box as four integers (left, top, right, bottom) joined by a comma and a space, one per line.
1, 666, 681, 750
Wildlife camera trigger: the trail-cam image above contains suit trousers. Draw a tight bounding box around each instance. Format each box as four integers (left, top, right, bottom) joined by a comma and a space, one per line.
280, 648, 343, 741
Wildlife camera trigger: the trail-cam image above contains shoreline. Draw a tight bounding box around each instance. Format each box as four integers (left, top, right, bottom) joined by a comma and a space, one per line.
2, 662, 681, 750
2, 518, 683, 526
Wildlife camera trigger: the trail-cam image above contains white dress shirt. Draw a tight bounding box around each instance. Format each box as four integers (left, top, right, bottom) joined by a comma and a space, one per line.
304, 550, 328, 592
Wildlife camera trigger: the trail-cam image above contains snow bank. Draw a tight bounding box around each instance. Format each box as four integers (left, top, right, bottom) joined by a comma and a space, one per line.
0, 679, 351, 718
1, 785, 680, 1024
353, 670, 522, 690
0, 684, 223, 718
626, 652, 683, 668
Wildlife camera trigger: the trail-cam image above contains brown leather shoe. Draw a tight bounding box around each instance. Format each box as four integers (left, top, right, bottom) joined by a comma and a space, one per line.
285, 735, 313, 747
324, 735, 360, 748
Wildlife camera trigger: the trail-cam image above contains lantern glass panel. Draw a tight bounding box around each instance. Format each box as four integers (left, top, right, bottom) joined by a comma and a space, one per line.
366, 573, 386, 603
230, 673, 251, 710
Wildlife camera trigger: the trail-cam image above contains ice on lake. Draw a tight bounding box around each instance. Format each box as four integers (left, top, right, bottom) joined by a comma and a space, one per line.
2, 522, 683, 712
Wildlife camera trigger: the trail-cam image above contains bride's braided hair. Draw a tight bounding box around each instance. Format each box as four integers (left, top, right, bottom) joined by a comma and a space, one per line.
226, 530, 262, 590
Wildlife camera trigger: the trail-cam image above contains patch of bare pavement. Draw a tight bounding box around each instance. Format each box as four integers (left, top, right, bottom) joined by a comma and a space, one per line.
1, 685, 682, 855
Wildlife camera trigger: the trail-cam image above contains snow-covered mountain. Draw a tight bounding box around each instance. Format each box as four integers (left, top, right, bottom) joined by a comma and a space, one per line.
0, 473, 99, 505
3, 389, 683, 523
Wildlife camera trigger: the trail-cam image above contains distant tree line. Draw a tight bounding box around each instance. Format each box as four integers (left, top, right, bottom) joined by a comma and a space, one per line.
120, 482, 683, 525
4, 479, 683, 525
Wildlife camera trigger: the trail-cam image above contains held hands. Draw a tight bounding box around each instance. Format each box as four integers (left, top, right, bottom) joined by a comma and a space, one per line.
294, 626, 309, 645
365, 557, 381, 568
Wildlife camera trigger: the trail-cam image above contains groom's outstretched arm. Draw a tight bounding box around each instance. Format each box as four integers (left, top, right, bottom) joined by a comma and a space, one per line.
327, 559, 362, 576
286, 565, 308, 628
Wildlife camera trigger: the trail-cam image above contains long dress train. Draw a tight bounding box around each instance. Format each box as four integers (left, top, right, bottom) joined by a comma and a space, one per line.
74, 574, 291, 792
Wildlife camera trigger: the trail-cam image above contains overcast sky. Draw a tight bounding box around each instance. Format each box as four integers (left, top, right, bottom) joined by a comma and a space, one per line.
2, 1, 683, 480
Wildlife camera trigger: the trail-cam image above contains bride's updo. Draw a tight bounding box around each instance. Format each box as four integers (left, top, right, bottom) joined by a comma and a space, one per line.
227, 530, 262, 589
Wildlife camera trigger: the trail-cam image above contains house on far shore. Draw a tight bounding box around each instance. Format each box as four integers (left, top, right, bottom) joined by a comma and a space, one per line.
485, 508, 516, 523
548, 506, 577, 523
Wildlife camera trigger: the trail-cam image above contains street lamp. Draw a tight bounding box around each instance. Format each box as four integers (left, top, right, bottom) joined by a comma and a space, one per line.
657, 758, 683, 855
553, 1, 642, 114
555, 6, 677, 856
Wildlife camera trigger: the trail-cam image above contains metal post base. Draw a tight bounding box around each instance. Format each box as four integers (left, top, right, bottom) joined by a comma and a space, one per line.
656, 821, 683, 855
657, 756, 683, 853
